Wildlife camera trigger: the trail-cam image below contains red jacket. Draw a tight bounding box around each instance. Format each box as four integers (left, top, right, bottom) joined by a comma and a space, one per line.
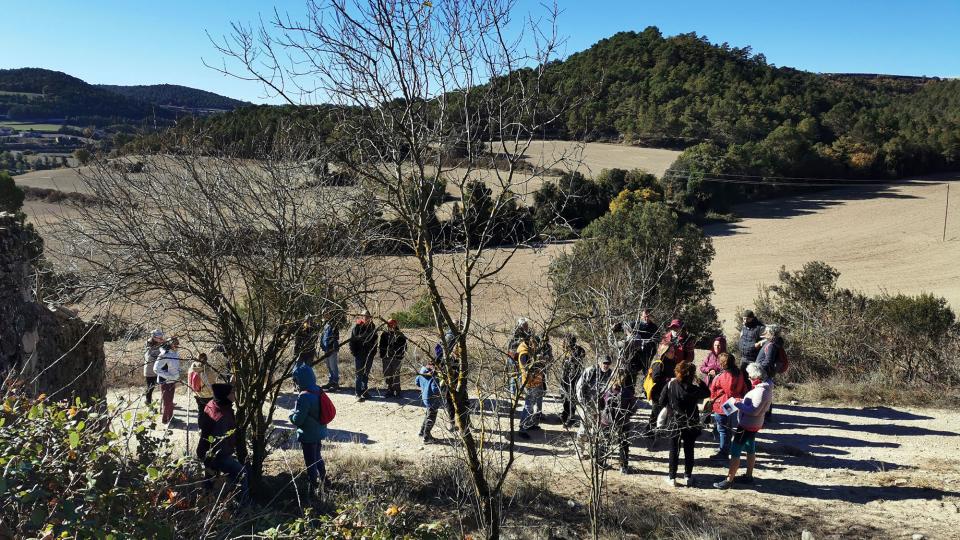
660, 331, 694, 364
709, 369, 748, 414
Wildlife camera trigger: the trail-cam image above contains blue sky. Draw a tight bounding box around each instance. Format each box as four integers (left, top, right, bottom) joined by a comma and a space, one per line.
2, 0, 958, 104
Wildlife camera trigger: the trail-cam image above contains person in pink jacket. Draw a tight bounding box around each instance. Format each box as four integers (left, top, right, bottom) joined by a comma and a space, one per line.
699, 336, 726, 385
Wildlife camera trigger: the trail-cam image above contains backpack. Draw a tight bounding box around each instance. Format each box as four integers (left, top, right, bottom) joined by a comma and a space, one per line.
776, 347, 790, 375
642, 359, 661, 401
305, 388, 337, 425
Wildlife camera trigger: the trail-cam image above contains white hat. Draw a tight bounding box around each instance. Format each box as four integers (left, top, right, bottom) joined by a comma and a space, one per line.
151, 329, 164, 338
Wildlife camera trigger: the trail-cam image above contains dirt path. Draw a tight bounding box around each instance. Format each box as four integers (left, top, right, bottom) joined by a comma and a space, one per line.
110, 374, 960, 539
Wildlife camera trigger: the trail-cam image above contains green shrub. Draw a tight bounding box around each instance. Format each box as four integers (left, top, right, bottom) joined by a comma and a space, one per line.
390, 293, 436, 328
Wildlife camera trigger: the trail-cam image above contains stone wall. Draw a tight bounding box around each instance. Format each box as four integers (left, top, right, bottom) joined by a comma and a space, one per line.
0, 212, 105, 401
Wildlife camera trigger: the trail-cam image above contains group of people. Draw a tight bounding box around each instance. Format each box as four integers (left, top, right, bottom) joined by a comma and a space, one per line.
140, 306, 784, 501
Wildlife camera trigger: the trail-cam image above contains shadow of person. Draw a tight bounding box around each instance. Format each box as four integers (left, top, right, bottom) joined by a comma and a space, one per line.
742, 476, 959, 504
776, 404, 935, 422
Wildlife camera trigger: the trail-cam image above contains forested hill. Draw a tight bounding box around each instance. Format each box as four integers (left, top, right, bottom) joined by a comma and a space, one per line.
536, 27, 960, 211
95, 84, 249, 111
0, 68, 168, 126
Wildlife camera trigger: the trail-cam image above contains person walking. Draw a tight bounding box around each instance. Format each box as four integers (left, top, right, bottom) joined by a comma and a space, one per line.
143, 329, 164, 405
559, 335, 586, 427
378, 319, 407, 398
153, 337, 181, 425
714, 363, 774, 489
600, 369, 637, 474
415, 358, 443, 444
320, 313, 341, 391
517, 335, 546, 439
290, 363, 328, 497
659, 361, 709, 487
738, 310, 765, 372
188, 352, 214, 415
197, 383, 248, 501
348, 310, 378, 402
699, 336, 727, 386
707, 352, 747, 460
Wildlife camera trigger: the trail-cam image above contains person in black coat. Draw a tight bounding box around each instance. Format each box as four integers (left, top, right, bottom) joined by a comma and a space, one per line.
559, 335, 586, 427
659, 362, 709, 487
378, 319, 407, 398
738, 310, 765, 372
197, 383, 248, 500
624, 309, 659, 377
349, 309, 379, 401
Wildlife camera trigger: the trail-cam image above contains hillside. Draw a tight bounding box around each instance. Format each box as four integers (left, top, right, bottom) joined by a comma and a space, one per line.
95, 83, 249, 111
0, 68, 168, 125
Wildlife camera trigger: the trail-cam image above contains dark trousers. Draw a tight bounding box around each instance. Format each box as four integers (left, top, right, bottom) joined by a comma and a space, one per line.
355, 351, 373, 397
195, 396, 212, 415
668, 428, 699, 479
419, 399, 441, 439
382, 355, 402, 393
604, 421, 630, 468
561, 394, 576, 424
145, 376, 158, 404
207, 453, 249, 500
301, 442, 325, 486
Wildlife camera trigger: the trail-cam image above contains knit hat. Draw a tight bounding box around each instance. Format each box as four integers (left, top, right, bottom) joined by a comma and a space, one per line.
742, 310, 755, 318
668, 319, 683, 330
151, 329, 164, 338
211, 383, 232, 401
387, 318, 399, 329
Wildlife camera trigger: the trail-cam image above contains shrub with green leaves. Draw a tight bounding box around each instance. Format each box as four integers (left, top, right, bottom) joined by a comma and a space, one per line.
390, 293, 435, 328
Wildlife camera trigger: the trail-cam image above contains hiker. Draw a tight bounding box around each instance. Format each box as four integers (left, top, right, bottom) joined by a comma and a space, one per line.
438, 342, 469, 433
415, 358, 443, 443
290, 362, 328, 496
207, 344, 232, 384
143, 329, 164, 405
197, 383, 248, 501
506, 318, 531, 398
708, 352, 748, 460
738, 310, 765, 372
660, 319, 695, 364
659, 361, 709, 487
699, 336, 727, 386
755, 324, 785, 421
714, 362, 774, 489
623, 309, 659, 377
348, 309, 378, 402
320, 313, 341, 391
643, 342, 677, 436
293, 318, 320, 366
559, 335, 586, 427
153, 337, 181, 424
188, 352, 214, 415
600, 369, 636, 474
517, 335, 546, 439
378, 319, 407, 398
575, 355, 614, 449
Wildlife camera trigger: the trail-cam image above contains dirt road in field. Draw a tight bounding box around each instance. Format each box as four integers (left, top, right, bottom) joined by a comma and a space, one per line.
111, 371, 960, 539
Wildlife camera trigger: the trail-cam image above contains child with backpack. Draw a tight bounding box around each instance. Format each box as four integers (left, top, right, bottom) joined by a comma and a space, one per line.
290, 362, 336, 497
415, 358, 443, 444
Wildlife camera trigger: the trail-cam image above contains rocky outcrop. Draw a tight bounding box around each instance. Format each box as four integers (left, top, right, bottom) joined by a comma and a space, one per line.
0, 212, 104, 401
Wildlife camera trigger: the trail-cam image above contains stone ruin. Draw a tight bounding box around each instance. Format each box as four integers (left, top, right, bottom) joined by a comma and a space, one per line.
0, 212, 105, 401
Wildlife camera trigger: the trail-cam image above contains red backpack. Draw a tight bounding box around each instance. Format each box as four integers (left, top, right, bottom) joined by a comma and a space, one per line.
776, 347, 790, 375
304, 388, 337, 425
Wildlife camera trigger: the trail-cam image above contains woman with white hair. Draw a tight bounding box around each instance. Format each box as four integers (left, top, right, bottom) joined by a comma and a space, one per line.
755, 323, 785, 421
713, 362, 774, 489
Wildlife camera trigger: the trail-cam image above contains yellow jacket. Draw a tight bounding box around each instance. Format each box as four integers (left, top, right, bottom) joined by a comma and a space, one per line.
517, 342, 544, 389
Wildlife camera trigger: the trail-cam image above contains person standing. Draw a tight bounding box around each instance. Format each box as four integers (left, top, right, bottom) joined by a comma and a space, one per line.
713, 363, 774, 489
293, 318, 320, 366
699, 336, 727, 386
517, 335, 546, 439
320, 313, 341, 391
707, 352, 747, 460
755, 324, 785, 422
600, 369, 637, 474
644, 343, 677, 437
575, 355, 614, 452
153, 337, 181, 425
415, 359, 442, 443
143, 329, 164, 405
290, 364, 328, 497
624, 309, 658, 377
506, 318, 531, 399
188, 352, 214, 415
659, 361, 710, 487
559, 335, 586, 427
348, 310, 378, 402
197, 383, 248, 501
660, 319, 695, 364
738, 310, 765, 372
378, 319, 407, 398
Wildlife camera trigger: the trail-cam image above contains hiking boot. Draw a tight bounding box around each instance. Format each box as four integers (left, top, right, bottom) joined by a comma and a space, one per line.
356, 395, 366, 403
681, 475, 697, 488
663, 476, 678, 488
713, 478, 733, 490
708, 452, 728, 461
620, 465, 632, 475
517, 430, 531, 440
735, 474, 754, 484
423, 435, 437, 445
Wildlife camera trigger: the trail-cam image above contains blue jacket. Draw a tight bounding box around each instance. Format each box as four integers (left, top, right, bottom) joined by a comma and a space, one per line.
290, 363, 327, 443
415, 366, 441, 407
321, 323, 339, 353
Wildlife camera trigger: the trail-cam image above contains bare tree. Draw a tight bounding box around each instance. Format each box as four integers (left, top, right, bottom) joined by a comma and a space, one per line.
210, 0, 569, 536
51, 132, 379, 486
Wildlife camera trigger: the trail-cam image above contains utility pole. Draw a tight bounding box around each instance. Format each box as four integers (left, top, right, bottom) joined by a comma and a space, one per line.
944, 183, 951, 242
